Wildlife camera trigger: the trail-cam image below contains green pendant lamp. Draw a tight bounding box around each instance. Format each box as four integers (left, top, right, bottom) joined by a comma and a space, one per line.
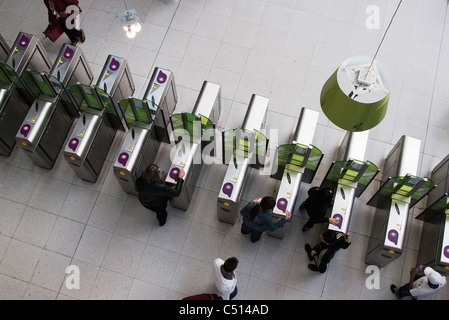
320, 0, 402, 132
320, 56, 391, 132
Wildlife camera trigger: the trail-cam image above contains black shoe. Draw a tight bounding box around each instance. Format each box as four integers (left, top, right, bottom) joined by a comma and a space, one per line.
390, 284, 398, 295
158, 218, 167, 226
308, 264, 319, 272
304, 243, 313, 261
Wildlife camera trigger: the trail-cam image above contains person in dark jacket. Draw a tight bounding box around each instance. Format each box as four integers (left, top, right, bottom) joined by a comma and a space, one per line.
304, 230, 351, 273
300, 186, 338, 231
135, 163, 185, 226
240, 196, 292, 243
44, 0, 85, 45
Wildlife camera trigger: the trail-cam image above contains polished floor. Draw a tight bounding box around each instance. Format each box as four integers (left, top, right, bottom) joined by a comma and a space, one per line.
0, 0, 448, 300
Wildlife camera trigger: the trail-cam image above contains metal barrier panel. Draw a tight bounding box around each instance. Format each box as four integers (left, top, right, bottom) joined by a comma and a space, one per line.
217, 94, 269, 224
165, 82, 221, 210
96, 55, 135, 132
268, 108, 319, 239
365, 136, 422, 267
15, 45, 94, 169
0, 32, 52, 156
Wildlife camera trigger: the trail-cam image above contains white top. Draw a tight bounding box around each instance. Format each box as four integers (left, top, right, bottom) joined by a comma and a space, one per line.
212, 258, 237, 300
410, 267, 447, 299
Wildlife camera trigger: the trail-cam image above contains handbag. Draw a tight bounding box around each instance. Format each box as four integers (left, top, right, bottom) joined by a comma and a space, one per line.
43, 23, 64, 42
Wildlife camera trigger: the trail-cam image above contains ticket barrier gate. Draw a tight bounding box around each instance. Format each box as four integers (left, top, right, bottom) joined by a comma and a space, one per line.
415, 154, 449, 276
0, 32, 52, 156
143, 67, 178, 139
0, 33, 9, 62
15, 44, 94, 169
365, 135, 435, 267
320, 131, 379, 234
217, 94, 269, 224
267, 108, 323, 239
63, 55, 135, 182
165, 81, 221, 210
114, 98, 173, 194
113, 67, 177, 194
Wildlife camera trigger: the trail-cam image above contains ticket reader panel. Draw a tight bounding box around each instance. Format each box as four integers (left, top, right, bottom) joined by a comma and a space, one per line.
0, 32, 52, 156
144, 67, 178, 143
16, 45, 94, 169
268, 108, 322, 238
217, 95, 269, 224
365, 136, 435, 267
321, 131, 379, 234
166, 81, 221, 210
0, 33, 9, 62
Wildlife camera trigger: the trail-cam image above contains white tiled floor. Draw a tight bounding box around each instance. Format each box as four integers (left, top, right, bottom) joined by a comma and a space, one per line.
0, 0, 449, 300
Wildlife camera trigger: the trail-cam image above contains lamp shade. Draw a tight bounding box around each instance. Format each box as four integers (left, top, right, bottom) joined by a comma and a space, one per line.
320, 56, 391, 132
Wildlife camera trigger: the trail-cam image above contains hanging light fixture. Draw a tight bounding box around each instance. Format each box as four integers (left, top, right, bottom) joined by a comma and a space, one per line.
320, 0, 402, 132
119, 6, 142, 39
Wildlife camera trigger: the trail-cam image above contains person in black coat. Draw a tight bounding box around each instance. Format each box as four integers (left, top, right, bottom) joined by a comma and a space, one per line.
135, 163, 185, 226
304, 230, 351, 273
300, 186, 338, 231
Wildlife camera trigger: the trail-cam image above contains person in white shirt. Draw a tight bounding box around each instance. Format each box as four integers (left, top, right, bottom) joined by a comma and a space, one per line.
212, 257, 238, 300
391, 265, 447, 299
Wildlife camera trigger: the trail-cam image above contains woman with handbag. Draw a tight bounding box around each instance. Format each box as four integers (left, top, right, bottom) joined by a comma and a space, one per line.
44, 0, 85, 45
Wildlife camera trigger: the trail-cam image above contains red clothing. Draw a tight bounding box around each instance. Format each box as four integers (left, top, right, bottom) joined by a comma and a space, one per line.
44, 0, 79, 25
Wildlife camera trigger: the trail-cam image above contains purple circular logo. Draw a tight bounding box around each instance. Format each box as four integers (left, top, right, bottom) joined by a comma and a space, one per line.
388, 229, 399, 245
68, 138, 79, 151
19, 34, 30, 47
109, 58, 120, 71
333, 214, 343, 229
222, 182, 233, 197
118, 152, 129, 166
444, 245, 449, 259
276, 198, 288, 213
157, 70, 167, 84
169, 167, 180, 181
63, 46, 75, 59
20, 124, 31, 137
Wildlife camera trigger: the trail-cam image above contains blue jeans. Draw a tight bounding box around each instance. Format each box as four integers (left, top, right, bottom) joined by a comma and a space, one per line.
396, 275, 424, 299
241, 223, 263, 243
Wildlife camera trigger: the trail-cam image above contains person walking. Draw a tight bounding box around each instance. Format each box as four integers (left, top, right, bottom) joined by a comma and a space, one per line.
135, 163, 184, 226
240, 196, 292, 243
300, 186, 338, 231
304, 230, 351, 273
212, 257, 239, 300
390, 265, 447, 300
44, 0, 85, 45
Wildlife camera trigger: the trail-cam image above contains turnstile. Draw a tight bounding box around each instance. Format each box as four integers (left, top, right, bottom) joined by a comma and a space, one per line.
113, 69, 177, 194
0, 32, 52, 156
267, 108, 323, 238
217, 94, 269, 224
365, 135, 435, 267
15, 44, 94, 169
320, 131, 379, 234
165, 81, 221, 210
0, 33, 10, 62
143, 67, 177, 140
415, 154, 449, 276
63, 55, 135, 182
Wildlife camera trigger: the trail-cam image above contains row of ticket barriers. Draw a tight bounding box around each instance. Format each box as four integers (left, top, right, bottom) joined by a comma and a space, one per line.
1, 32, 448, 276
